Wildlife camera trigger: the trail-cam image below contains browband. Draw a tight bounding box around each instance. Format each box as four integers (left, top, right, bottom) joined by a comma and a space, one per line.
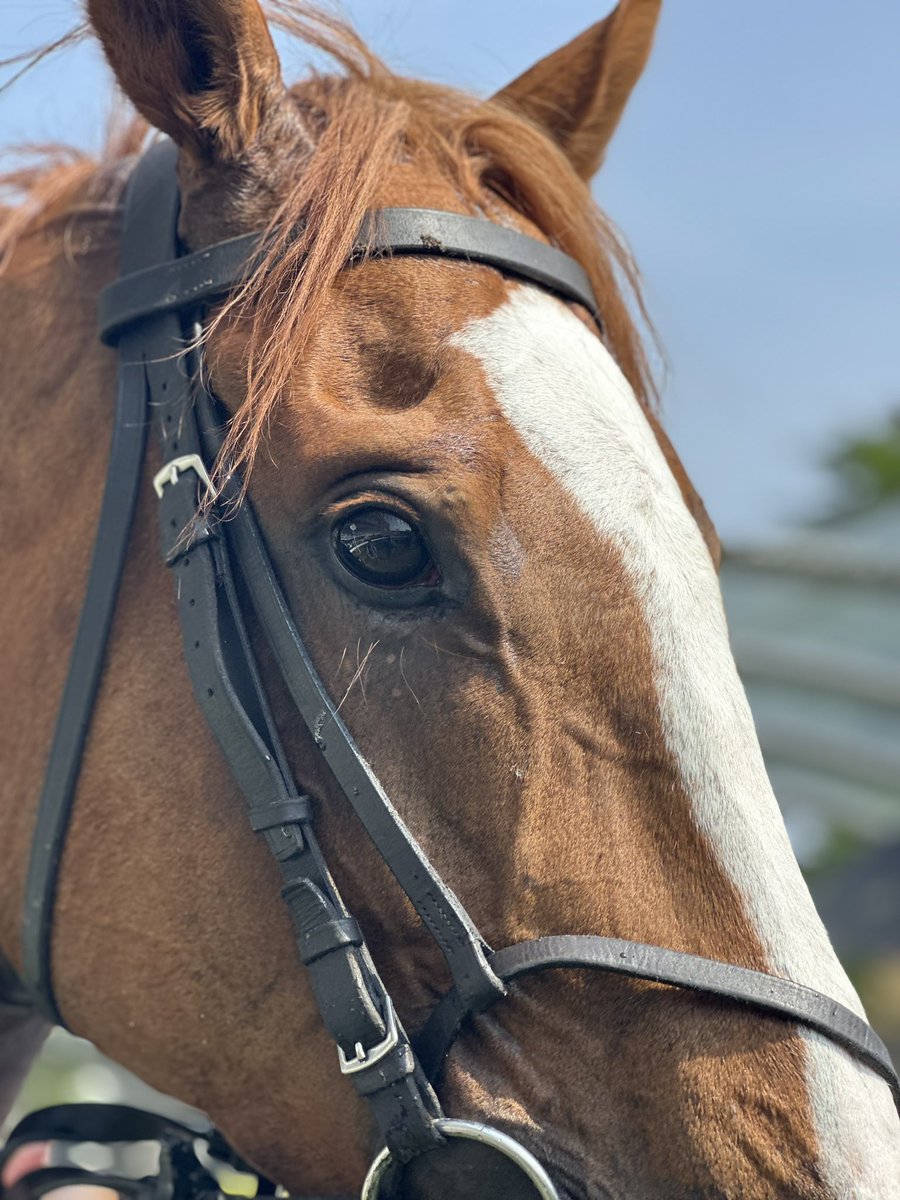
98, 207, 600, 345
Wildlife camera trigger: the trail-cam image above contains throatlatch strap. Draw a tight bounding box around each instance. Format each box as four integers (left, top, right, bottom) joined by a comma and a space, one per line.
20, 140, 182, 1024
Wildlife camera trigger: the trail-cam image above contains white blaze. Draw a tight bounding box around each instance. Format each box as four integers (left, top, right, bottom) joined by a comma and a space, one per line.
452, 287, 900, 1190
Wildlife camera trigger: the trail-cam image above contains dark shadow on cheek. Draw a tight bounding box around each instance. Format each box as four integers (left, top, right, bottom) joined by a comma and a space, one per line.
379, 1139, 556, 1200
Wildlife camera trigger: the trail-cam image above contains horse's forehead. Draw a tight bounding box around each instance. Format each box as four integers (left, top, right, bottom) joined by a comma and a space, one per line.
270, 257, 516, 459
264, 266, 657, 533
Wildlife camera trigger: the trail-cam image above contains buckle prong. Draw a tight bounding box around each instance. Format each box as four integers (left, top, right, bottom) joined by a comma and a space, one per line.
338, 998, 399, 1075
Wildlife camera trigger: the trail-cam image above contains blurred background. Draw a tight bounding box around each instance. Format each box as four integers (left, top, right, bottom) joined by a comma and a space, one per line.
3, 0, 898, 1139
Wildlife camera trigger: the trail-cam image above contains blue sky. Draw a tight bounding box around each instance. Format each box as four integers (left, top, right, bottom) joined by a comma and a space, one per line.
2, 1, 898, 541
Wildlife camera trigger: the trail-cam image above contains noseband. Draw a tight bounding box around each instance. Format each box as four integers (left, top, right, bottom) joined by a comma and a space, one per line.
4, 140, 898, 1200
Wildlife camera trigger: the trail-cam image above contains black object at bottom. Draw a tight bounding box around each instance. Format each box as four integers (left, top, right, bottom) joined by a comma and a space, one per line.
0, 1104, 332, 1200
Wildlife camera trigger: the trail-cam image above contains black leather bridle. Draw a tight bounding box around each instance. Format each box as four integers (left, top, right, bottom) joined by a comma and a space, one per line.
2, 138, 898, 1200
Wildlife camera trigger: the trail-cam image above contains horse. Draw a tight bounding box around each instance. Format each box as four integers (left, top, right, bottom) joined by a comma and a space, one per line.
1, 0, 898, 1196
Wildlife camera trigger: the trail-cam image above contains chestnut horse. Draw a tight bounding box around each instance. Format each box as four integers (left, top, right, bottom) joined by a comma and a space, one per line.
1, 1, 898, 1196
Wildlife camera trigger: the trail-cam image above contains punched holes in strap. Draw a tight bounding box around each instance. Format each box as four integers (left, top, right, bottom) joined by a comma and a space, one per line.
163, 518, 217, 567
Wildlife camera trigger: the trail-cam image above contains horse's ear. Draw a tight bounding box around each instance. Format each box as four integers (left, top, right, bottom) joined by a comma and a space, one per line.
87, 0, 285, 162
493, 0, 661, 180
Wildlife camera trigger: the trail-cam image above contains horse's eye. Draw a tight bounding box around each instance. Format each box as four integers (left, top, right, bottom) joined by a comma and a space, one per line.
332, 507, 437, 588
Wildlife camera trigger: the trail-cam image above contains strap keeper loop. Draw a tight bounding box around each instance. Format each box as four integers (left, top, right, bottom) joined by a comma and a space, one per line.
292, 914, 364, 966
249, 795, 312, 832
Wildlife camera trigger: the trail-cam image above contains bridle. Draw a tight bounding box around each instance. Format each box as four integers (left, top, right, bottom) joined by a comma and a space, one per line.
2, 138, 898, 1200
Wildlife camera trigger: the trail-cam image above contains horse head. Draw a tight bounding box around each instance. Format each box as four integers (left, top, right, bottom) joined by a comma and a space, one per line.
0, 1, 897, 1197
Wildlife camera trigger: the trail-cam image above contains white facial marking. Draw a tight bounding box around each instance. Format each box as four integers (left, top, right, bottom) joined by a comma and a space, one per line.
452, 287, 900, 1191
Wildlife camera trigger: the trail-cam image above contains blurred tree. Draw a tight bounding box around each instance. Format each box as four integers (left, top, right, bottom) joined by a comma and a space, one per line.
827, 413, 900, 509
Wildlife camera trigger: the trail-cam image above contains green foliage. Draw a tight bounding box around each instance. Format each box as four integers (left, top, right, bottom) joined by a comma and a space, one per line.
828, 414, 900, 505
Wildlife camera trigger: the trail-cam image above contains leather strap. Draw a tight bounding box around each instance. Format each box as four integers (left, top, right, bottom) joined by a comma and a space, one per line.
248, 795, 313, 831
128, 151, 444, 1158
19, 140, 180, 1024
0, 956, 49, 1120
154, 403, 443, 1162
98, 207, 600, 346
202, 423, 505, 1020
415, 935, 900, 1110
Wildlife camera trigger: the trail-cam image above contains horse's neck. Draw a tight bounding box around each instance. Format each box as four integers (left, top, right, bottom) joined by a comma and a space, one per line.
0, 218, 119, 970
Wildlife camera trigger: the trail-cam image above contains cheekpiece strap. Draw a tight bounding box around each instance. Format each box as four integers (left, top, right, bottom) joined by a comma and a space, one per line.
19, 138, 181, 1024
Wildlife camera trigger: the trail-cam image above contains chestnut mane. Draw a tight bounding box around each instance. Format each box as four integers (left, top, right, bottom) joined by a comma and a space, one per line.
0, 2, 655, 484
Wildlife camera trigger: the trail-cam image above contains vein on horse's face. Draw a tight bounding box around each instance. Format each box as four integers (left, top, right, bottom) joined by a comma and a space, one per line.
450, 284, 900, 1192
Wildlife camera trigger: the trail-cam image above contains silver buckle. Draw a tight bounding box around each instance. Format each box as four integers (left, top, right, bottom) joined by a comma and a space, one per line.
152, 454, 215, 500
337, 997, 399, 1075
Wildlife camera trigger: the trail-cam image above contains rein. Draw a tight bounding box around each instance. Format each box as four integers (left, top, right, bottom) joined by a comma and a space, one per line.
5, 138, 898, 1200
